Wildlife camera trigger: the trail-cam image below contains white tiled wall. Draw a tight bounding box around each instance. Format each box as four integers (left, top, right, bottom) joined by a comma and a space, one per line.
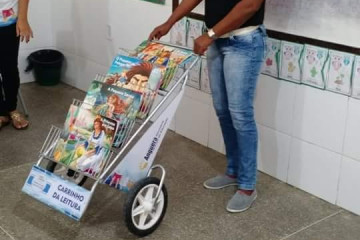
343, 99, 360, 161
288, 138, 342, 204
19, 0, 54, 83
337, 157, 360, 215
175, 94, 211, 146
292, 85, 348, 153
257, 124, 291, 182
255, 75, 296, 135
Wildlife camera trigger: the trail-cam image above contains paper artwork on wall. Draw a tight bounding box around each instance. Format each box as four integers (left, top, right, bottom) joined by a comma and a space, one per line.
301, 44, 329, 89
186, 18, 204, 49
326, 50, 354, 95
279, 41, 304, 83
186, 59, 201, 89
262, 38, 281, 78
351, 56, 360, 99
170, 17, 187, 46
200, 58, 211, 94
141, 0, 165, 5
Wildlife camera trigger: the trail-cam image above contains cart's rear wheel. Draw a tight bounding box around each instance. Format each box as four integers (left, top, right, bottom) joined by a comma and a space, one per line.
124, 177, 167, 237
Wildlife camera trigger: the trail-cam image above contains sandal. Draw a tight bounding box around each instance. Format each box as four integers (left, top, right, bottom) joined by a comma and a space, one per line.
9, 111, 29, 130
0, 116, 10, 130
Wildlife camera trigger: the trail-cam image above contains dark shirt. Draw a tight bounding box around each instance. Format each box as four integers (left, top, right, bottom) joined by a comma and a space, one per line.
205, 0, 265, 29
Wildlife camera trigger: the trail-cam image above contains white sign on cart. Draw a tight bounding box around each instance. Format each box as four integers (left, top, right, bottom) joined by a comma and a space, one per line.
22, 166, 91, 221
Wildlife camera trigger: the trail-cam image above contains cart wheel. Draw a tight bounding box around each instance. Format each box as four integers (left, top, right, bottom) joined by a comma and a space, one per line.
124, 177, 168, 237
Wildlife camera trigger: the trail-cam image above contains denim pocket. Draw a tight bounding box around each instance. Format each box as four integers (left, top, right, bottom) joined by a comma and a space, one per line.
230, 32, 254, 46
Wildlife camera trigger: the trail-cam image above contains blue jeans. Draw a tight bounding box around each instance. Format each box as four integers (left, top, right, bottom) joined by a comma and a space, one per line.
207, 25, 266, 190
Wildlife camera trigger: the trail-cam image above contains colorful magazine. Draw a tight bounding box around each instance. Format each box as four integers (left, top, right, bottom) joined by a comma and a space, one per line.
53, 108, 117, 176
326, 50, 354, 95
262, 38, 281, 78
301, 45, 329, 89
279, 41, 304, 83
351, 56, 360, 99
84, 80, 142, 146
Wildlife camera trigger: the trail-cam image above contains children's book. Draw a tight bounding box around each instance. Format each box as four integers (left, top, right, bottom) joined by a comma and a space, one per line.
103, 54, 165, 119
326, 50, 354, 95
170, 17, 187, 46
262, 38, 281, 78
136, 42, 193, 89
279, 41, 304, 83
301, 45, 329, 89
186, 18, 204, 49
63, 104, 80, 134
84, 80, 142, 146
200, 58, 211, 94
351, 56, 360, 99
53, 108, 117, 176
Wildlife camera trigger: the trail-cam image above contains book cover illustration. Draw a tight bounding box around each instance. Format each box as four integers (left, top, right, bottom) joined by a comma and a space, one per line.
186, 18, 204, 49
351, 56, 360, 99
301, 45, 329, 89
262, 38, 281, 78
170, 17, 187, 46
200, 58, 211, 94
279, 41, 304, 83
326, 50, 354, 95
84, 80, 142, 146
136, 42, 193, 89
103, 55, 164, 119
63, 104, 80, 134
53, 109, 117, 176
104, 55, 142, 89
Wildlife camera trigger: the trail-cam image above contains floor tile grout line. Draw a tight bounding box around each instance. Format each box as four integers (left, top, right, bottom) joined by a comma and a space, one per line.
278, 210, 344, 240
0, 162, 33, 174
0, 225, 16, 240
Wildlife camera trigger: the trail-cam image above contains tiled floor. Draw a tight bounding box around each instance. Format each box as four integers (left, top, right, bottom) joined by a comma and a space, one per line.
0, 82, 359, 240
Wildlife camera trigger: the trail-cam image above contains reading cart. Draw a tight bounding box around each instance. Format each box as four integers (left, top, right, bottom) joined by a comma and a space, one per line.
22, 41, 200, 237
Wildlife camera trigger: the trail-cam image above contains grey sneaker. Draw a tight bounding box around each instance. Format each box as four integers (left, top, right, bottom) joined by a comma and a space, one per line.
203, 175, 237, 189
226, 190, 257, 213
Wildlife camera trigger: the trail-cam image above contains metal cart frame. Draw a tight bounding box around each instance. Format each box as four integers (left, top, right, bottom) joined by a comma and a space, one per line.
22, 41, 200, 237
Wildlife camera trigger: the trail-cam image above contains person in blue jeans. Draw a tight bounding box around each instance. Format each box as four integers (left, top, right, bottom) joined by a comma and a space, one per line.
149, 0, 266, 212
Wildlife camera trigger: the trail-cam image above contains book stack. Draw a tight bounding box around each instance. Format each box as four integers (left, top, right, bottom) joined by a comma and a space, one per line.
52, 41, 191, 179
135, 41, 193, 89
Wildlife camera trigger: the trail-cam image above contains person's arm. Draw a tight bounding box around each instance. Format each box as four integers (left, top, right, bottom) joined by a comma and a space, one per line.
148, 0, 203, 41
194, 0, 265, 55
17, 0, 33, 43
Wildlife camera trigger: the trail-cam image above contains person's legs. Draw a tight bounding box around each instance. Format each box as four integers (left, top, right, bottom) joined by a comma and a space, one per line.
222, 27, 266, 212
203, 40, 240, 189
0, 23, 28, 129
207, 40, 239, 177
222, 27, 266, 191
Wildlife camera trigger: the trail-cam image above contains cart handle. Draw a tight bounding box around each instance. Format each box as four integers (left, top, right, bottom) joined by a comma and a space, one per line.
147, 164, 166, 200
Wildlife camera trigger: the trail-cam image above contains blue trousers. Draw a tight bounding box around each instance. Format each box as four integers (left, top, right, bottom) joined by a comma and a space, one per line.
207, 25, 267, 190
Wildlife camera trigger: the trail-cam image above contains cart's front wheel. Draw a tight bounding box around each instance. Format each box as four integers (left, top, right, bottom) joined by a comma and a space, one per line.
124, 177, 168, 237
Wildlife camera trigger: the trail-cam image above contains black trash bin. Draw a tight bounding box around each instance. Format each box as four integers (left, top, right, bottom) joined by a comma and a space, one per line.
26, 49, 64, 86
